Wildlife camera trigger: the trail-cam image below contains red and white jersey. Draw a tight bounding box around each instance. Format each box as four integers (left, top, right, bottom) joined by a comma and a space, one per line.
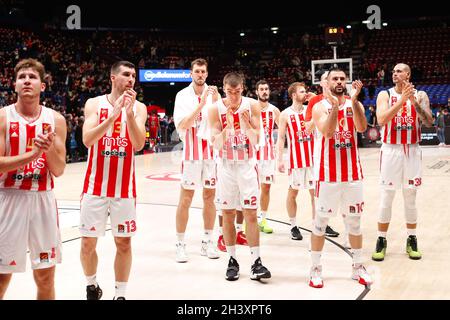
173, 83, 214, 161
381, 88, 421, 145
314, 99, 363, 182
83, 95, 136, 198
0, 104, 55, 191
284, 106, 314, 169
218, 97, 256, 162
257, 104, 277, 161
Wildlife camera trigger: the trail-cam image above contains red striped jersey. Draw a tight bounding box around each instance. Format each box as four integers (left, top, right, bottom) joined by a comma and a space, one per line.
381, 88, 421, 145
314, 99, 363, 182
257, 104, 277, 161
0, 104, 55, 191
82, 95, 136, 198
174, 84, 214, 161
218, 97, 256, 162
284, 106, 314, 169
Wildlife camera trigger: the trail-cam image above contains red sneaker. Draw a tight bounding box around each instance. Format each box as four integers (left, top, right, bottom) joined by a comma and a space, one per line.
236, 231, 248, 246
217, 235, 226, 252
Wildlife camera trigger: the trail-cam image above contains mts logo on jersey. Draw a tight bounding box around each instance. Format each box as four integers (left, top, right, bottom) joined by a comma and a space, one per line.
102, 136, 129, 148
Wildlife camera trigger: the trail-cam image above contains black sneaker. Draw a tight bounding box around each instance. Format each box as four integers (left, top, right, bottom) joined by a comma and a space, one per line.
325, 225, 339, 237
86, 285, 103, 300
290, 226, 303, 240
113, 296, 126, 300
225, 257, 240, 281
250, 258, 271, 280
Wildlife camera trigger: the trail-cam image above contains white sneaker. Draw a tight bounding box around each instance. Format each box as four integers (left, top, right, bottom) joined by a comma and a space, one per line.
309, 265, 323, 288
201, 240, 220, 259
176, 242, 188, 263
352, 264, 372, 286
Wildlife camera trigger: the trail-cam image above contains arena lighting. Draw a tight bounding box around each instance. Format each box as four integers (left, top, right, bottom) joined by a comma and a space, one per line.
240, 32, 245, 36
273, 31, 278, 34
346, 25, 352, 29
170, 82, 175, 86
270, 27, 279, 31
383, 22, 388, 26
362, 20, 369, 24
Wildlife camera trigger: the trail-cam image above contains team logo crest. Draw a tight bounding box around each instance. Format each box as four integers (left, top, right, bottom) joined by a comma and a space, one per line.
42, 123, 52, 134
40, 253, 49, 262
408, 180, 414, 185
118, 224, 125, 233
349, 206, 356, 213
244, 199, 250, 205
100, 109, 109, 121
346, 107, 353, 117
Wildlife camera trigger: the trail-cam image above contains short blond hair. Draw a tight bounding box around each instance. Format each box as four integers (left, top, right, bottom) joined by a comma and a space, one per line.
288, 82, 306, 98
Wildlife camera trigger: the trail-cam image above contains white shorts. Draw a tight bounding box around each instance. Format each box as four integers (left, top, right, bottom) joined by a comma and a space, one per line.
289, 167, 315, 190
259, 160, 276, 184
379, 144, 422, 190
315, 181, 364, 218
216, 160, 259, 210
0, 189, 62, 273
80, 193, 137, 237
181, 160, 217, 190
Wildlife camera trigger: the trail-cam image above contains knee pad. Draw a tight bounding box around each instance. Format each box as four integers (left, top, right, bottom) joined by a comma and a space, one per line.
403, 188, 418, 224
344, 215, 362, 236
312, 215, 329, 236
379, 189, 396, 224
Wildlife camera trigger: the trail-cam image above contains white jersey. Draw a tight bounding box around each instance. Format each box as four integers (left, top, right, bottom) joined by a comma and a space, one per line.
283, 106, 314, 169
257, 104, 277, 161
217, 97, 257, 162
381, 88, 421, 145
174, 83, 214, 161
83, 95, 137, 198
314, 99, 363, 183
0, 104, 55, 191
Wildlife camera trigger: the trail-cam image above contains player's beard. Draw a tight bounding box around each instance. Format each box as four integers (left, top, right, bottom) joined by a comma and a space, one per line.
258, 95, 269, 102
331, 86, 344, 96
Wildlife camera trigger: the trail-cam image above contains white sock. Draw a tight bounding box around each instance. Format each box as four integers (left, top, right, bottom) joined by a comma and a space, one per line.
290, 218, 297, 228
236, 224, 243, 232
203, 230, 213, 242
115, 281, 127, 298
86, 274, 97, 287
226, 246, 237, 259
407, 228, 416, 236
352, 248, 364, 266
378, 231, 387, 238
219, 227, 223, 235
176, 233, 185, 243
250, 246, 260, 262
260, 211, 267, 221
311, 251, 322, 266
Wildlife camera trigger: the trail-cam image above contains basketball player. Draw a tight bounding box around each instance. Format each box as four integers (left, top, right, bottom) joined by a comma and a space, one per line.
372, 63, 433, 261
0, 59, 67, 299
173, 58, 220, 262
255, 80, 280, 234
309, 68, 371, 288
80, 61, 147, 300
209, 72, 271, 281
277, 82, 315, 241
305, 71, 340, 238
148, 110, 159, 151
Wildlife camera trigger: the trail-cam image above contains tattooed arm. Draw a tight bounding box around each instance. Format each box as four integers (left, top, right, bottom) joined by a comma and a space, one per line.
411, 91, 433, 127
